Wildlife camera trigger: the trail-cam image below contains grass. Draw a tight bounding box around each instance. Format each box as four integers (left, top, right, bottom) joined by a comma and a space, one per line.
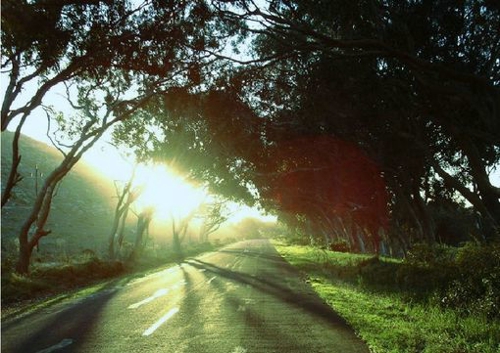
1, 239, 232, 318
273, 240, 500, 353
1, 256, 126, 307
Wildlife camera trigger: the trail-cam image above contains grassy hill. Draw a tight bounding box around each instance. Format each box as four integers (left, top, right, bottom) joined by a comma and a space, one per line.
1, 131, 118, 259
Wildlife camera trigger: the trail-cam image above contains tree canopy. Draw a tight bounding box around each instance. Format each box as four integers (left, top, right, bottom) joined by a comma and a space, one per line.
113, 0, 499, 253
3, 0, 500, 262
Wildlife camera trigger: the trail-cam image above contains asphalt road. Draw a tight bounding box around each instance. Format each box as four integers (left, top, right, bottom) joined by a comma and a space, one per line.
1, 239, 370, 353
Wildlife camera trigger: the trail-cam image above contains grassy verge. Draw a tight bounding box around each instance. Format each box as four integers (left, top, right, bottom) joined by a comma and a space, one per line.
1, 240, 227, 317
273, 241, 500, 353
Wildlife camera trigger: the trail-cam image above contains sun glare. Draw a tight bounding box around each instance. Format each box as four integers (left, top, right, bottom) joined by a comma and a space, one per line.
83, 147, 276, 225
132, 164, 206, 221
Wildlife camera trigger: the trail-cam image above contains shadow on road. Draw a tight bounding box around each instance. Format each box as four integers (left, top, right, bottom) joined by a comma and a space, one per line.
2, 281, 119, 353
185, 257, 353, 332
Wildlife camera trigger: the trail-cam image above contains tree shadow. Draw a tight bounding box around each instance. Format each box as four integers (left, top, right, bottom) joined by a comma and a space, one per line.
1, 280, 120, 353
185, 257, 354, 332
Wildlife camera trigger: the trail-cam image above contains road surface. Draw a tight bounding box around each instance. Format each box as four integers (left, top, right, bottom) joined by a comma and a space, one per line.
2, 239, 369, 353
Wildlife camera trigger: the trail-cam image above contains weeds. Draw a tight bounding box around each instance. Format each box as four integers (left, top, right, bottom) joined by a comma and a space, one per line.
1, 239, 231, 309
1, 258, 125, 306
274, 240, 500, 353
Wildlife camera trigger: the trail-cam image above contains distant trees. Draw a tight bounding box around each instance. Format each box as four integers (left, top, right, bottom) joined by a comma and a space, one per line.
197, 200, 230, 243
108, 166, 142, 260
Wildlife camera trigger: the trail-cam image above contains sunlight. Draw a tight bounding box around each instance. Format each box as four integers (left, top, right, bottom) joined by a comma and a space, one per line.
132, 164, 207, 221
226, 202, 277, 224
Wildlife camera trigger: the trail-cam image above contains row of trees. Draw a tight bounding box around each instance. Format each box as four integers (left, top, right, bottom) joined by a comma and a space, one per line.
2, 0, 499, 273
115, 0, 499, 253
107, 170, 230, 262
2, 0, 239, 273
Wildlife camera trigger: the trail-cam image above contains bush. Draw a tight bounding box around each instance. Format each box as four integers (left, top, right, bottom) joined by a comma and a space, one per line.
397, 241, 500, 319
1, 258, 126, 306
441, 242, 500, 319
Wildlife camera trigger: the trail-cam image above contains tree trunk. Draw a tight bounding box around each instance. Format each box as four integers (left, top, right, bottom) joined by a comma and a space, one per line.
456, 133, 500, 238
171, 218, 183, 261
14, 124, 108, 274
15, 233, 32, 274
129, 213, 150, 261
1, 115, 27, 208
411, 180, 435, 244
117, 207, 129, 249
15, 182, 56, 274
431, 159, 498, 238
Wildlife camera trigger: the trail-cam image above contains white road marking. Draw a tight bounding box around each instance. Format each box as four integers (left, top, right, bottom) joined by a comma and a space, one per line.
128, 280, 186, 309
127, 265, 180, 286
35, 338, 73, 353
128, 288, 169, 309
207, 276, 216, 284
172, 280, 187, 290
142, 307, 180, 336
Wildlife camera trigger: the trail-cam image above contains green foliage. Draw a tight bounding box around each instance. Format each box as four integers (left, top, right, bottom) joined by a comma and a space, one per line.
395, 242, 500, 319
274, 241, 500, 353
396, 243, 458, 298
1, 258, 125, 305
441, 242, 500, 319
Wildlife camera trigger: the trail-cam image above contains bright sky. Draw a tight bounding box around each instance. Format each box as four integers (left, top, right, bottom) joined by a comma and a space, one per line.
3, 88, 276, 225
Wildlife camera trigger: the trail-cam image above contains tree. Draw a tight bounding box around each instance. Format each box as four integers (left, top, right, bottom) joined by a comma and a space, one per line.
211, 0, 500, 240
108, 165, 142, 260
111, 0, 500, 253
198, 200, 230, 243
170, 210, 197, 261
1, 0, 136, 207
3, 0, 239, 273
128, 207, 154, 261
14, 81, 152, 274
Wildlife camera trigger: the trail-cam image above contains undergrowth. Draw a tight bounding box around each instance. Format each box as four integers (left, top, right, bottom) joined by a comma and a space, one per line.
273, 240, 500, 353
1, 240, 225, 308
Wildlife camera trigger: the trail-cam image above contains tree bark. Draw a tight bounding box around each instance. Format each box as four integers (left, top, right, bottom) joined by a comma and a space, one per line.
1, 114, 27, 208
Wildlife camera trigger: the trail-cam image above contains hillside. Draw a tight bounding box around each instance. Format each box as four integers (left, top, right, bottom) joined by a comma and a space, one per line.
1, 132, 118, 258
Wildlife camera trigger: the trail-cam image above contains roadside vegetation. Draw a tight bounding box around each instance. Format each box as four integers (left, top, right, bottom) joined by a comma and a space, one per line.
1, 239, 231, 312
273, 239, 500, 353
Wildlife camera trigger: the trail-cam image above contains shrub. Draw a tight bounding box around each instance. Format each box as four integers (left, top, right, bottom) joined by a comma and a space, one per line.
441, 242, 500, 319
398, 241, 500, 319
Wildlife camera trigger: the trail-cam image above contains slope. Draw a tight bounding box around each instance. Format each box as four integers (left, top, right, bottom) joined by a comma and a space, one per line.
1, 132, 117, 257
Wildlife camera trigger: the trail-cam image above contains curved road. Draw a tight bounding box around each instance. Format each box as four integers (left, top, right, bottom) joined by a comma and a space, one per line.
2, 239, 369, 353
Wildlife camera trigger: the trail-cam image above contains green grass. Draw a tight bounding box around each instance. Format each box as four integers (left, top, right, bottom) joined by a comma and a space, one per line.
1, 239, 233, 316
273, 241, 500, 353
